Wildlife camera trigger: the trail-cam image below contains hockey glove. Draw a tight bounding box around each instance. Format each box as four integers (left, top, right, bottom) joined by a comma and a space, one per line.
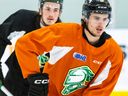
27, 73, 49, 96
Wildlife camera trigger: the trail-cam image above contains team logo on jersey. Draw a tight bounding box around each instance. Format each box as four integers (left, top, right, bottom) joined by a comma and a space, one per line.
61, 66, 94, 95
73, 52, 86, 62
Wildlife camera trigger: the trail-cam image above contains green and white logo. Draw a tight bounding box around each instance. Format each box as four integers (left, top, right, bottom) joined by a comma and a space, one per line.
37, 52, 50, 68
61, 66, 94, 95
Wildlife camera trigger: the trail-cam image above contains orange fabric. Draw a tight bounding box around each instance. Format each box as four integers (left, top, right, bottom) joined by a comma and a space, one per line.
15, 23, 123, 96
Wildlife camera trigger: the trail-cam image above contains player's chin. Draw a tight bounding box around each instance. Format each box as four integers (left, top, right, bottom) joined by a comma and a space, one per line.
96, 30, 104, 35
46, 21, 55, 25
94, 32, 103, 37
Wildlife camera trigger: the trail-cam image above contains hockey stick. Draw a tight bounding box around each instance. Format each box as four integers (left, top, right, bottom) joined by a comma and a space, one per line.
0, 81, 13, 96
0, 62, 13, 96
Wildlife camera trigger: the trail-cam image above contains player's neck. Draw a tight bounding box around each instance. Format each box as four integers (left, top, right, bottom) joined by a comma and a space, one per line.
84, 29, 100, 45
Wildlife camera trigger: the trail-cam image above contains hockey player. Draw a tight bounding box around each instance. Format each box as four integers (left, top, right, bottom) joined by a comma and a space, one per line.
16, 0, 124, 96
0, 0, 63, 96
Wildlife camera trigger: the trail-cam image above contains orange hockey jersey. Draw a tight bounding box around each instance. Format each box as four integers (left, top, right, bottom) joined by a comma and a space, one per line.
15, 23, 123, 96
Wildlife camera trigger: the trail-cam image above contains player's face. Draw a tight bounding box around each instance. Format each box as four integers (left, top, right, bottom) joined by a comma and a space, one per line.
87, 13, 109, 37
40, 2, 61, 25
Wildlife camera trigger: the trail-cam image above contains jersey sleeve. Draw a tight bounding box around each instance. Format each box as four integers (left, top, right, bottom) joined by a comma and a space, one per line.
0, 9, 37, 58
82, 40, 124, 96
0, 9, 23, 38
15, 27, 59, 78
0, 10, 17, 59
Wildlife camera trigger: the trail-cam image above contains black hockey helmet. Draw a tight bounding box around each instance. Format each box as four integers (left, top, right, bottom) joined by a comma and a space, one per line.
82, 0, 112, 19
40, 0, 63, 4
39, 0, 63, 10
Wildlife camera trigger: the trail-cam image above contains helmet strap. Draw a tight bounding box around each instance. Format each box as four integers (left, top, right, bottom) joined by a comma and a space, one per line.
82, 19, 97, 37
40, 18, 49, 27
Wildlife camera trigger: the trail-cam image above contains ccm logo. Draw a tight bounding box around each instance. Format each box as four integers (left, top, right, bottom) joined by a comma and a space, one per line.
34, 79, 49, 84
